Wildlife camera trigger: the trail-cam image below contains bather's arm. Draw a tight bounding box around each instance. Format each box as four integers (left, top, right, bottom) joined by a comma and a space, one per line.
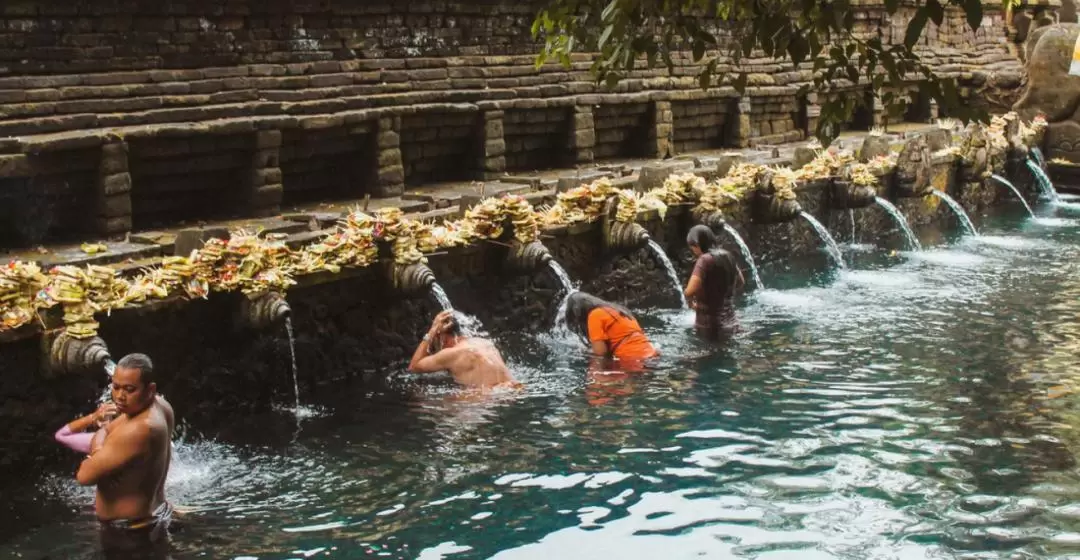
55, 403, 116, 455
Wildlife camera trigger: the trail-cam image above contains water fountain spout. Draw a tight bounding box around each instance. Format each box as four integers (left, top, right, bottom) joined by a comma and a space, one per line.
831, 179, 878, 210
505, 240, 553, 273
390, 262, 436, 295
893, 135, 934, 198
238, 291, 291, 331
695, 210, 728, 230
751, 169, 802, 224
602, 198, 650, 253
48, 331, 111, 377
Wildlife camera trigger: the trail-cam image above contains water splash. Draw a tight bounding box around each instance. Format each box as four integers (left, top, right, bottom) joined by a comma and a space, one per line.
98, 359, 117, 405
548, 260, 577, 331
1026, 158, 1060, 203
431, 283, 454, 311
930, 190, 979, 237
873, 197, 922, 251
646, 238, 688, 308
285, 317, 301, 415
720, 223, 763, 289
429, 282, 486, 337
990, 174, 1036, 218
798, 212, 846, 269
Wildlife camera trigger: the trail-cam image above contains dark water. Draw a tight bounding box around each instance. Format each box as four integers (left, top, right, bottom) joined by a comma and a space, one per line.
8, 204, 1080, 559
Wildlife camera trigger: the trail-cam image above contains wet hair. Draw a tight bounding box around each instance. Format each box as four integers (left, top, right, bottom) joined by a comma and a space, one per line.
697, 248, 740, 310
686, 225, 718, 252
564, 292, 637, 347
443, 314, 463, 337
116, 353, 155, 386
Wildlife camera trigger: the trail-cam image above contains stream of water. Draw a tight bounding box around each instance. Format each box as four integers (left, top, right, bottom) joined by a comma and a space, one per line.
873, 197, 923, 251
721, 223, 763, 289
548, 260, 577, 331
798, 211, 846, 269
1028, 158, 1059, 203
991, 173, 1037, 218
646, 238, 688, 308
931, 190, 979, 236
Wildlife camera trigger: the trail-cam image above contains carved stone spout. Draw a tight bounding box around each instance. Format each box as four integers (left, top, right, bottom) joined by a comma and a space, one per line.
390, 262, 436, 295
830, 180, 878, 210
695, 210, 728, 230
602, 198, 650, 253
238, 291, 291, 331
48, 331, 111, 376
751, 169, 802, 224
506, 240, 553, 273
893, 135, 934, 197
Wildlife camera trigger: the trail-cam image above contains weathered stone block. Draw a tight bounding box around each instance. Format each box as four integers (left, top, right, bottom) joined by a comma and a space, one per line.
0, 154, 30, 177
251, 168, 282, 187
485, 139, 506, 157
251, 184, 284, 210
98, 193, 132, 218
255, 130, 282, 149
101, 173, 132, 196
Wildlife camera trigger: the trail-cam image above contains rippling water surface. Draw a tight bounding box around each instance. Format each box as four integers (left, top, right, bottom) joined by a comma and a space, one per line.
7, 205, 1080, 559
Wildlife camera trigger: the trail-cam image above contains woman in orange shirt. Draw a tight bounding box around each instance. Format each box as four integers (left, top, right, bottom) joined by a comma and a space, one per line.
564, 292, 658, 362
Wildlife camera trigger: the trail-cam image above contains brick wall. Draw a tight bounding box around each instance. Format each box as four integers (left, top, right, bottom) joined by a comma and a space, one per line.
503, 107, 573, 172
280, 125, 376, 205
399, 110, 481, 185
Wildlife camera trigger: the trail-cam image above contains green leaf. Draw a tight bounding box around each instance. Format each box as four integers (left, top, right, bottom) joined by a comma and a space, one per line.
926, 0, 945, 26
965, 0, 983, 31
732, 73, 748, 94
905, 8, 928, 49
599, 25, 614, 48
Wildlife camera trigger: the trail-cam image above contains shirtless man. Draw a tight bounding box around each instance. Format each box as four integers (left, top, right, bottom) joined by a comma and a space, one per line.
408, 310, 519, 388
76, 353, 175, 558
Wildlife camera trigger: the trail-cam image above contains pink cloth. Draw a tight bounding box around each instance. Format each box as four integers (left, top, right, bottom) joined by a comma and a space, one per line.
54, 424, 93, 454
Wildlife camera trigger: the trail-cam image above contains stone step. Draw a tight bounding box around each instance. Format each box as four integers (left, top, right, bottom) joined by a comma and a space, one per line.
0, 90, 261, 120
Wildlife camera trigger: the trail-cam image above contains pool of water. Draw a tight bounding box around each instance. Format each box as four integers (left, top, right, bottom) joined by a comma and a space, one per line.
7, 203, 1080, 559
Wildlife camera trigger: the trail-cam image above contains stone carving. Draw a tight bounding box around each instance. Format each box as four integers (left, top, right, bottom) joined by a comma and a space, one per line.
1014, 23, 1080, 160
602, 198, 650, 254
389, 262, 436, 295
830, 179, 878, 210
505, 240, 553, 273
751, 169, 802, 223
893, 135, 934, 197
236, 291, 291, 332
48, 332, 110, 377
959, 125, 991, 182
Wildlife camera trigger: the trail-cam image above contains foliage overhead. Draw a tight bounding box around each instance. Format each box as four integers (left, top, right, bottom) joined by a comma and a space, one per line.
532, 0, 992, 144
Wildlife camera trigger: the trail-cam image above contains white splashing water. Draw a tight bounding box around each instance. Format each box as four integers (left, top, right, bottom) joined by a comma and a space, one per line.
549, 261, 577, 331
429, 283, 486, 337
872, 197, 923, 251
990, 174, 1036, 218
849, 209, 857, 243
431, 283, 454, 311
930, 191, 979, 237
97, 359, 117, 404
646, 238, 688, 308
720, 223, 763, 289
798, 212, 846, 269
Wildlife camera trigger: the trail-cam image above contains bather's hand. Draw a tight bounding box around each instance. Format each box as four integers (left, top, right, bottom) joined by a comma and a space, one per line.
431, 310, 453, 335
92, 403, 118, 427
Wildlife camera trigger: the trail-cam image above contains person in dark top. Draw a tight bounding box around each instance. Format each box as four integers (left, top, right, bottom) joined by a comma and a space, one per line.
683, 225, 744, 336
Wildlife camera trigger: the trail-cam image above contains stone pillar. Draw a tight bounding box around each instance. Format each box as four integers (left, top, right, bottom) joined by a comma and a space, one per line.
872, 95, 887, 128
651, 100, 674, 158
249, 130, 283, 218
734, 98, 752, 148
570, 105, 595, 164
480, 110, 506, 181
375, 117, 404, 197
805, 93, 821, 138
97, 140, 132, 236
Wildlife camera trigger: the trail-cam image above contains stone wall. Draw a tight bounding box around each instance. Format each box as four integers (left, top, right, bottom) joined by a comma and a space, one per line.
279, 124, 377, 205
0, 0, 1027, 248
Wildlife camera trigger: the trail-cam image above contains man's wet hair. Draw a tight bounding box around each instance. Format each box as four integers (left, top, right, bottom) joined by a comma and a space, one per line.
117, 353, 155, 385
444, 314, 463, 337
